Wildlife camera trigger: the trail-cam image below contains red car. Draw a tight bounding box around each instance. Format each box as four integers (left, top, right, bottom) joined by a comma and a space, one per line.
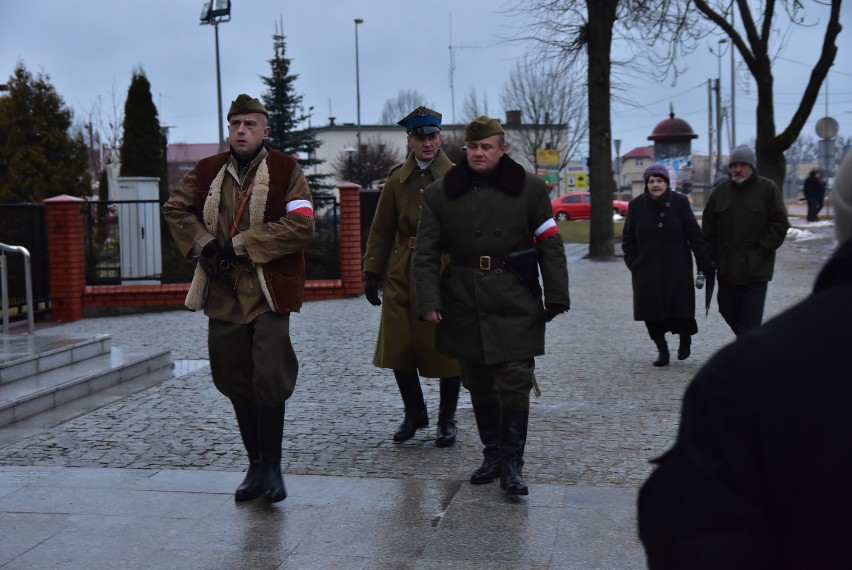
550, 192, 629, 221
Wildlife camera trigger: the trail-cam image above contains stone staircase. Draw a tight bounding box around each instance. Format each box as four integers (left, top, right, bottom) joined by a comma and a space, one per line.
0, 334, 172, 431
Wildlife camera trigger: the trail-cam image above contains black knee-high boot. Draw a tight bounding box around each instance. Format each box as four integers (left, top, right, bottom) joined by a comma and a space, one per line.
258, 404, 286, 503
653, 338, 670, 367
469, 391, 501, 484
677, 334, 691, 360
233, 405, 263, 501
393, 370, 428, 442
500, 408, 530, 496
436, 376, 460, 447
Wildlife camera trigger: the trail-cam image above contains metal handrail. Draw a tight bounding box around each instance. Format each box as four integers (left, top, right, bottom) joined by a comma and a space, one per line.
0, 242, 34, 334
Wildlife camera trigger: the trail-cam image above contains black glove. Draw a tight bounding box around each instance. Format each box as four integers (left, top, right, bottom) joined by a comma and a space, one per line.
364, 273, 382, 306
544, 303, 569, 323
222, 239, 238, 263
199, 240, 225, 278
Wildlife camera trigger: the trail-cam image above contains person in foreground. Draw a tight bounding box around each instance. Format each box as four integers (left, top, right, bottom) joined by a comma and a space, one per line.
702, 144, 789, 337
638, 152, 852, 568
362, 106, 461, 446
162, 94, 314, 503
414, 116, 570, 496
622, 163, 711, 367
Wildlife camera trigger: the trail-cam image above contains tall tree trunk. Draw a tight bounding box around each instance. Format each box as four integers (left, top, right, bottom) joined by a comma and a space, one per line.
753, 54, 785, 191
586, 0, 618, 258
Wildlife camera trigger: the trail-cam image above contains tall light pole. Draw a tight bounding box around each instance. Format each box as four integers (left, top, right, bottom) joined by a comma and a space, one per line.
713, 38, 728, 177
200, 1, 232, 152
354, 18, 364, 150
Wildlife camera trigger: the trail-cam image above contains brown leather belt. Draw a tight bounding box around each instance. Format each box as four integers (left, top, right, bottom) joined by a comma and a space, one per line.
398, 232, 416, 248
450, 254, 508, 271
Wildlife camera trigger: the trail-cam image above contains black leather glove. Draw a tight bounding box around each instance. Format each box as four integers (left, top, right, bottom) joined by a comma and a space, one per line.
199, 240, 225, 278
364, 273, 382, 306
544, 303, 569, 323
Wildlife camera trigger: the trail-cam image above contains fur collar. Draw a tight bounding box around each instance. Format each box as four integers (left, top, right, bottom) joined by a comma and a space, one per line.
442, 154, 526, 199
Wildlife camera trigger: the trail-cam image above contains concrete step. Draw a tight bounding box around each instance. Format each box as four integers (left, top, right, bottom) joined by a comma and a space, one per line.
0, 346, 172, 428
0, 334, 111, 385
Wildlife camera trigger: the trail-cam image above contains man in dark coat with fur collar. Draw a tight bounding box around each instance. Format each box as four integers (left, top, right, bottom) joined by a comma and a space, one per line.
414, 115, 570, 496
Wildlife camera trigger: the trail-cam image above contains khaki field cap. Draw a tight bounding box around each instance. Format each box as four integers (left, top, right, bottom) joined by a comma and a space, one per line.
227, 94, 268, 119
398, 106, 442, 135
465, 115, 504, 142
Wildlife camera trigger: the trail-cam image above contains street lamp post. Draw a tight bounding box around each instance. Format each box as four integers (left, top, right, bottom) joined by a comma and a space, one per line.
715, 38, 728, 177
344, 145, 357, 184
354, 19, 364, 151
200, 1, 232, 153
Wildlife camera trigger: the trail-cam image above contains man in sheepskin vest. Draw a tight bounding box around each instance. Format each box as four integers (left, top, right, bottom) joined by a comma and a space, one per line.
162, 94, 314, 503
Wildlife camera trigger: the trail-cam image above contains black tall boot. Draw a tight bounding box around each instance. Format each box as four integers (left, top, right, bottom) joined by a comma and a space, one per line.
677, 334, 691, 360
653, 338, 670, 367
233, 405, 263, 502
258, 404, 287, 503
393, 371, 428, 442
500, 408, 530, 496
469, 391, 502, 484
436, 376, 461, 448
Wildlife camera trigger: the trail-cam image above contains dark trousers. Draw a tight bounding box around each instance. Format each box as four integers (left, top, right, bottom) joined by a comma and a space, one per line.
460, 359, 535, 411
717, 279, 768, 337
806, 195, 824, 221
208, 312, 298, 407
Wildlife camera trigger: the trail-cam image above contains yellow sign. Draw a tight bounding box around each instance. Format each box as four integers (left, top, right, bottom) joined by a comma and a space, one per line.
536, 149, 560, 166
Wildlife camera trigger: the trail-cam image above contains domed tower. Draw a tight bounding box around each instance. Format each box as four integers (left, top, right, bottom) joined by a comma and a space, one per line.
646, 104, 699, 195
648, 104, 698, 159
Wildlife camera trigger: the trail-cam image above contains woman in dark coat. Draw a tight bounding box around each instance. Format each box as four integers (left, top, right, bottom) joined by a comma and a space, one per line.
622, 163, 712, 366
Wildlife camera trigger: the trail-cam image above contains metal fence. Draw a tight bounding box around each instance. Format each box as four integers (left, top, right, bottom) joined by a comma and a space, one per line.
0, 204, 50, 322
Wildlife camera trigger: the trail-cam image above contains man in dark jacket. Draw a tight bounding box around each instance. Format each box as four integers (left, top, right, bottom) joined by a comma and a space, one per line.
638, 151, 852, 568
802, 168, 826, 222
414, 116, 570, 496
702, 145, 789, 336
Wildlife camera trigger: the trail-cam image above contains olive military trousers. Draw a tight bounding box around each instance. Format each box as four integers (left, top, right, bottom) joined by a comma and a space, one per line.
460, 358, 535, 411
208, 311, 299, 408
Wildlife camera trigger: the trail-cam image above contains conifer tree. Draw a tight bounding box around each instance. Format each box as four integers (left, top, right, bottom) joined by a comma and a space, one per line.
119, 68, 163, 184
0, 62, 90, 202
260, 31, 330, 194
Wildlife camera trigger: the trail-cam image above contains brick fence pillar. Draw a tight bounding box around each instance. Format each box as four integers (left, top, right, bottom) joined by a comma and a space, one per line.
337, 183, 364, 296
43, 195, 86, 322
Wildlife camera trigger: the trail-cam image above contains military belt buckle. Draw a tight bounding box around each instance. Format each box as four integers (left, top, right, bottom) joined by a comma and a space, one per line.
479, 256, 491, 271
219, 259, 232, 271
407, 237, 417, 249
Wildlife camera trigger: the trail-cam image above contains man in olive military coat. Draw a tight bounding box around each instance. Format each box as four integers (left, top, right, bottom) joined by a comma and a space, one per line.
414, 116, 570, 496
363, 106, 461, 447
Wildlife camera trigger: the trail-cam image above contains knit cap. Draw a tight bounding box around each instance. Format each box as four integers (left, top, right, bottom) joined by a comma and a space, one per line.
643, 162, 670, 185
728, 145, 756, 169
833, 152, 852, 245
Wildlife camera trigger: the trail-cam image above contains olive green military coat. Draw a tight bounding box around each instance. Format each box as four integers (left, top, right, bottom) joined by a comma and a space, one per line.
363, 150, 459, 377
414, 155, 570, 365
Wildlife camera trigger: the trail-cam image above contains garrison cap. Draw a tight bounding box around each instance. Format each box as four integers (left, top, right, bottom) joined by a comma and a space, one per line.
398, 106, 442, 135
227, 94, 268, 119
465, 115, 504, 141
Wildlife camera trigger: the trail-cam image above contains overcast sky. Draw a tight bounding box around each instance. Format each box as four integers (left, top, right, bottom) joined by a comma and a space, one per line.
2, 0, 849, 159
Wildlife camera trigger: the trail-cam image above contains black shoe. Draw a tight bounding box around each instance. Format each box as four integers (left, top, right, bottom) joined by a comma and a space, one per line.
677, 335, 691, 360
261, 455, 287, 503
234, 459, 263, 501
653, 338, 670, 367
500, 462, 529, 495
436, 418, 457, 447
470, 450, 501, 484
499, 408, 530, 496
393, 409, 428, 442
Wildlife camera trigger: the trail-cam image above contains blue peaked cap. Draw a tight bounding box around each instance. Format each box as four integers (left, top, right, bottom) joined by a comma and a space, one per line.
397, 106, 442, 135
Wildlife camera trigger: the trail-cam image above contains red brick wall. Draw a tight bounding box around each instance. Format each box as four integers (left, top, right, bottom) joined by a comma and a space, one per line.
44, 184, 365, 321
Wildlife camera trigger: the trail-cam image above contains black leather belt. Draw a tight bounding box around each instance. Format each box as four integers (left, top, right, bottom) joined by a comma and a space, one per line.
450, 255, 508, 271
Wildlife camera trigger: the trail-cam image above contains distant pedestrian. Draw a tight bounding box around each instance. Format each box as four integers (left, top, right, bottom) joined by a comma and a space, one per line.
162, 94, 314, 504
622, 163, 712, 366
638, 151, 852, 570
414, 115, 570, 496
803, 168, 827, 222
362, 106, 461, 446
702, 145, 789, 337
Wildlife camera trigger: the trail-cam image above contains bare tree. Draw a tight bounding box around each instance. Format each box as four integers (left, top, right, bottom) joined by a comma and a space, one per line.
690, 0, 842, 191
461, 87, 490, 123
499, 54, 588, 176
333, 137, 401, 188
512, 1, 701, 258
379, 90, 433, 124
